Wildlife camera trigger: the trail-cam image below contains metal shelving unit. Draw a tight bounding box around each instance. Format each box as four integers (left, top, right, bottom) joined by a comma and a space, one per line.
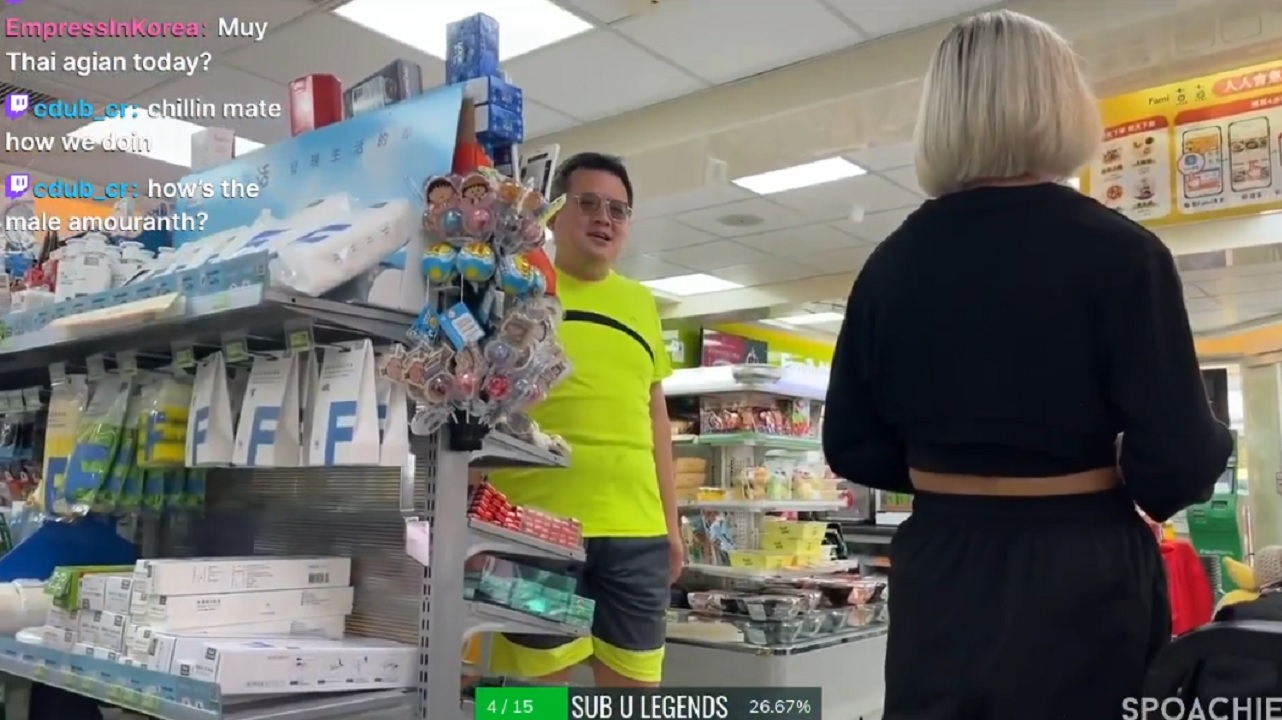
0, 283, 581, 720
418, 436, 580, 720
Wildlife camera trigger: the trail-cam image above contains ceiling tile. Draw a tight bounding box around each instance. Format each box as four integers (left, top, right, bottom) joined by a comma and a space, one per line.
770, 174, 921, 220
507, 32, 703, 120
845, 142, 914, 171
671, 198, 804, 238
558, 0, 637, 23
225, 14, 445, 86
54, 0, 313, 52
710, 260, 818, 287
130, 66, 287, 146
796, 246, 877, 275
825, 0, 994, 37
835, 206, 916, 244
881, 166, 924, 195
1197, 270, 1282, 296
615, 254, 695, 281
1184, 297, 1224, 314
654, 240, 770, 271
628, 218, 720, 253
614, 0, 860, 84
634, 185, 756, 220
523, 101, 580, 138
735, 224, 863, 255
1, 3, 155, 99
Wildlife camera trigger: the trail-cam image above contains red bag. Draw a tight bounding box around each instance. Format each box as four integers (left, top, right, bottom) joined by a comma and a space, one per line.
1161, 539, 1214, 635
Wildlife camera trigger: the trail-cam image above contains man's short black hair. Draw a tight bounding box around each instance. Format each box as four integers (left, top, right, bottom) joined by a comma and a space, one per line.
550, 152, 634, 206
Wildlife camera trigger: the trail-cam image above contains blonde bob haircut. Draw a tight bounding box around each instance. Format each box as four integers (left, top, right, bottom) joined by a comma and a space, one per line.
913, 10, 1102, 197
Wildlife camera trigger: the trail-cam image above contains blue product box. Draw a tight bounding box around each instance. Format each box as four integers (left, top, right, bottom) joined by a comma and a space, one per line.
476, 103, 523, 145
460, 75, 522, 114
445, 13, 500, 84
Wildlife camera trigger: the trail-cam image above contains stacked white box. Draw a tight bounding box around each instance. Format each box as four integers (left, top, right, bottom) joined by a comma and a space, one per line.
129, 616, 348, 668
147, 586, 353, 630
184, 637, 415, 694
79, 573, 134, 614
134, 557, 350, 596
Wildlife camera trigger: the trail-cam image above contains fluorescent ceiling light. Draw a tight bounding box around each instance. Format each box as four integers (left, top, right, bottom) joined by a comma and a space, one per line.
772, 312, 846, 326
642, 274, 743, 296
733, 157, 866, 195
335, 0, 592, 60
70, 117, 263, 168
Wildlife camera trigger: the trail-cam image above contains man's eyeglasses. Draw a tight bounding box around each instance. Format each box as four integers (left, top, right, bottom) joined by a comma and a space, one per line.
569, 193, 632, 222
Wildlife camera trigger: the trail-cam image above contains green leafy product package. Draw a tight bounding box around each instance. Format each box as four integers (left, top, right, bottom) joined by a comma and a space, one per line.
98, 377, 148, 514
183, 468, 208, 511
141, 470, 167, 513
62, 375, 132, 516
163, 468, 187, 511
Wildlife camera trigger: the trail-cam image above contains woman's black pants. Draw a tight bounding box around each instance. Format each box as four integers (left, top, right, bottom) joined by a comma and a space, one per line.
883, 489, 1171, 720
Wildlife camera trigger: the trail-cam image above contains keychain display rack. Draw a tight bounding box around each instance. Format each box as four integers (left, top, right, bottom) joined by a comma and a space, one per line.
0, 267, 577, 720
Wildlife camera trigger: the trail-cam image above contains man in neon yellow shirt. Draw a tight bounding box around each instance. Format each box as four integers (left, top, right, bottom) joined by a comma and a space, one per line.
486, 153, 681, 687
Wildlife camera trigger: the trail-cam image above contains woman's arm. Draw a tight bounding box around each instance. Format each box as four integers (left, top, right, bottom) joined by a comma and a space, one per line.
1103, 236, 1232, 522
823, 269, 913, 493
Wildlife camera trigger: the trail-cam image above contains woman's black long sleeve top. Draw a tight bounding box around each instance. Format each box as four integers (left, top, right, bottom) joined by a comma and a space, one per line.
822, 183, 1233, 522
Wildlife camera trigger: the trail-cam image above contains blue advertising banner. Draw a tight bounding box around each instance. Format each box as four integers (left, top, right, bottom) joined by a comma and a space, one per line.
174, 85, 463, 245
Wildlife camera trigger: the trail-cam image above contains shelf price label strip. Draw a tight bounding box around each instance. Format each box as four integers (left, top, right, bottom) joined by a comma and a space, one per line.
0, 636, 221, 716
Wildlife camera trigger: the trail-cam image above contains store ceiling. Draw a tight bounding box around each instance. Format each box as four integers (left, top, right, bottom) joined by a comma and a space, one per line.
6, 0, 1282, 343
0, 0, 994, 189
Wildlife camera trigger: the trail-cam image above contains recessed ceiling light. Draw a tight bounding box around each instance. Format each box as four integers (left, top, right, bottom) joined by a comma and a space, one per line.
1064, 177, 1081, 190
642, 273, 743, 296
335, 0, 592, 60
69, 117, 263, 168
733, 157, 866, 195
772, 312, 846, 326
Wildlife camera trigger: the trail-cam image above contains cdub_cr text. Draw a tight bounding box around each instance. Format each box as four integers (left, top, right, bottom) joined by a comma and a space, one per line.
571, 693, 730, 719
1123, 697, 1282, 719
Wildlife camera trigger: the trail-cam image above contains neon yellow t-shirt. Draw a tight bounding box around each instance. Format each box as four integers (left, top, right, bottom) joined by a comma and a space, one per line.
488, 269, 671, 537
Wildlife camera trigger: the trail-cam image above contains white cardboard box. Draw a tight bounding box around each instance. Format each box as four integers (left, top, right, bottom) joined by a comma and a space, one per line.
136, 557, 351, 596
46, 607, 78, 631
129, 615, 347, 662
40, 626, 76, 651
94, 611, 128, 652
184, 637, 414, 695
79, 573, 133, 613
147, 586, 354, 630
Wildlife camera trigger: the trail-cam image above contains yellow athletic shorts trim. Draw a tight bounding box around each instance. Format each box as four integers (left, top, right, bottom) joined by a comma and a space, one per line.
488, 634, 665, 683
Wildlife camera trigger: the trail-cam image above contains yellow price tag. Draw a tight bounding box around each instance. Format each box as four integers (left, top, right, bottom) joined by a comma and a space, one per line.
106, 685, 123, 700
287, 329, 313, 353
141, 694, 160, 710
32, 665, 45, 680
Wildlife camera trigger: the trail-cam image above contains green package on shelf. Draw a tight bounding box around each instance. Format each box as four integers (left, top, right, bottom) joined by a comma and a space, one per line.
478, 575, 516, 605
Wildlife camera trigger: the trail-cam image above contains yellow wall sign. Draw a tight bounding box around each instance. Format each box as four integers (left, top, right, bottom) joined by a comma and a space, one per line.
1083, 59, 1282, 227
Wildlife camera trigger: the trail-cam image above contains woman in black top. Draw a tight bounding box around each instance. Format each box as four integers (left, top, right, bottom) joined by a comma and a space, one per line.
823, 10, 1233, 720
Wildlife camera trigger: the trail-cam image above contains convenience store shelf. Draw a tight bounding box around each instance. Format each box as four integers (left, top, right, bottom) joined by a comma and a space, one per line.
466, 517, 584, 562
667, 625, 889, 656
473, 433, 569, 469
672, 433, 821, 452
684, 559, 861, 580
0, 270, 416, 390
680, 499, 844, 512
662, 365, 829, 401
0, 636, 411, 719
465, 600, 590, 639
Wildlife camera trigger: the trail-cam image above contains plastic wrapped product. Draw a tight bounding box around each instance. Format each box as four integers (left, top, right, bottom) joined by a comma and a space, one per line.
271, 198, 413, 297
62, 375, 133, 516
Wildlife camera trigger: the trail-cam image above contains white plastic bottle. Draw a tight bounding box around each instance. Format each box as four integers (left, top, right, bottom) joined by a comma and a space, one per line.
113, 241, 152, 287
76, 233, 113, 296
54, 237, 85, 301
